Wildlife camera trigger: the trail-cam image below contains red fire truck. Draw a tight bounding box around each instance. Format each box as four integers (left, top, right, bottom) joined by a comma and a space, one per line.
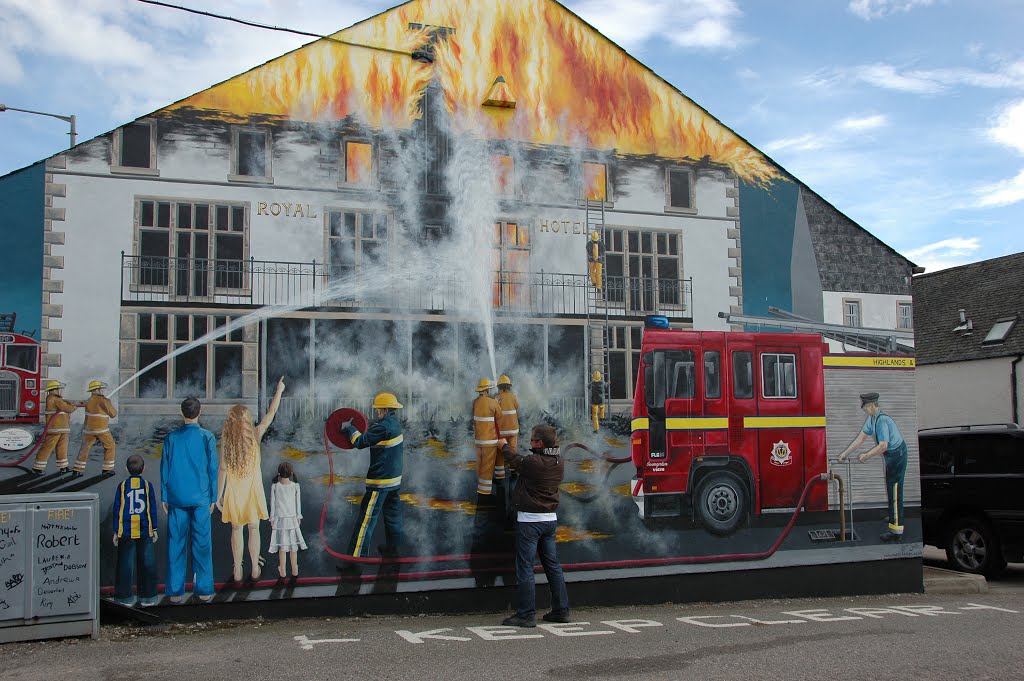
629, 328, 916, 535
0, 330, 43, 424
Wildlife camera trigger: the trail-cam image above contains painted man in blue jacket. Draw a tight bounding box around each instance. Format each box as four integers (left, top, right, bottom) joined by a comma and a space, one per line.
342, 392, 405, 558
837, 391, 908, 542
161, 396, 219, 602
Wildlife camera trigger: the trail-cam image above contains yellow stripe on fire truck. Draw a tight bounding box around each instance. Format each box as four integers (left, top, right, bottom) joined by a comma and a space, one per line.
822, 356, 916, 368
631, 416, 826, 431
743, 416, 826, 428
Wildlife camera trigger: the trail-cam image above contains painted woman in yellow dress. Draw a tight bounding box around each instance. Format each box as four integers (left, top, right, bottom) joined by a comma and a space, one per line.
217, 377, 285, 583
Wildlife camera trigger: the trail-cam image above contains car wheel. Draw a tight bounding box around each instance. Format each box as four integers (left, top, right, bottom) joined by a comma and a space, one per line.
694, 470, 748, 536
945, 516, 1006, 576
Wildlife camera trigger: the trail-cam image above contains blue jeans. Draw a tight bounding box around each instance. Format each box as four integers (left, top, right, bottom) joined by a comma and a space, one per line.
348, 488, 403, 557
884, 442, 908, 535
115, 536, 157, 600
514, 520, 569, 619
166, 505, 214, 597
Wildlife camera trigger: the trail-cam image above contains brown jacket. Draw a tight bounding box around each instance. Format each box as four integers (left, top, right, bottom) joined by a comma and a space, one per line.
45, 393, 78, 433
500, 443, 564, 515
83, 394, 117, 434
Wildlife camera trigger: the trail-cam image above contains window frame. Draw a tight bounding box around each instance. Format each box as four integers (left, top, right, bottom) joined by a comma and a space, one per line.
111, 119, 159, 176
843, 298, 862, 328
896, 301, 913, 330
664, 167, 696, 214
339, 138, 378, 188
580, 160, 613, 205
228, 126, 274, 183
492, 152, 516, 197
603, 226, 685, 313
323, 206, 392, 295
608, 324, 644, 401
760, 352, 798, 399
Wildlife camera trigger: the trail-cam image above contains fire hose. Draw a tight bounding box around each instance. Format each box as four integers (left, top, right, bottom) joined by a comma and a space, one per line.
560, 441, 632, 504
0, 413, 58, 468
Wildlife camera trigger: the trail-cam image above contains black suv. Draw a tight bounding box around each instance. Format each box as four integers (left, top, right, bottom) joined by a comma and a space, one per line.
919, 424, 1024, 575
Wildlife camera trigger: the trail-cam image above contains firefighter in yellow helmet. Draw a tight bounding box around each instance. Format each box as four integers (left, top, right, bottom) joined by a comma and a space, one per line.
496, 374, 520, 452
586, 231, 604, 291
472, 378, 504, 496
32, 380, 79, 475
72, 380, 118, 478
590, 370, 607, 433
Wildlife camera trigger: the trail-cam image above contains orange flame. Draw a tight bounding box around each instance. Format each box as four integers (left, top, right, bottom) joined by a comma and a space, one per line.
556, 526, 611, 543
165, 0, 779, 184
560, 481, 594, 495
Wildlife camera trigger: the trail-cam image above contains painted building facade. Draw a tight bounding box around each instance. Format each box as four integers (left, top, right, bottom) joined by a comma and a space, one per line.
1, 0, 921, 610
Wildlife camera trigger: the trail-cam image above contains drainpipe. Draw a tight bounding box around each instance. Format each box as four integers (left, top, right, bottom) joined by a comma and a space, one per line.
1012, 354, 1023, 425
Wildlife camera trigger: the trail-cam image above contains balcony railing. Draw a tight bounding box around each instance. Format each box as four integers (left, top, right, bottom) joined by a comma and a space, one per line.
120, 254, 692, 320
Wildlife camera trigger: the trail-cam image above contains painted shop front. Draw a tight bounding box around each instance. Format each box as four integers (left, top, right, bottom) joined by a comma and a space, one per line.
0, 0, 921, 615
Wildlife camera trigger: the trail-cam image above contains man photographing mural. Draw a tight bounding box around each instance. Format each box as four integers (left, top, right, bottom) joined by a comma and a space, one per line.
836, 392, 908, 543
496, 425, 570, 628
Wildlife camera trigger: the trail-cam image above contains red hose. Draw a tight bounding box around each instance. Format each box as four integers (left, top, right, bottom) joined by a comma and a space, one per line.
0, 413, 57, 467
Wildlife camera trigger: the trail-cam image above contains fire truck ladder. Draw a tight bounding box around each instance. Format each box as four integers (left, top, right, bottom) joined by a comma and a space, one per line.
585, 198, 611, 409
719, 309, 915, 354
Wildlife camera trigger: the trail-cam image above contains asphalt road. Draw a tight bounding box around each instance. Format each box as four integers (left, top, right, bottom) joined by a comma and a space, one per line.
3, 587, 1023, 680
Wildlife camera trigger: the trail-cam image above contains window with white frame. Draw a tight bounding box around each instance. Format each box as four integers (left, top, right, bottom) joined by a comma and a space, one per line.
492, 221, 530, 307
843, 299, 862, 327
135, 198, 248, 294
112, 120, 158, 174
897, 301, 913, 330
230, 127, 272, 182
761, 353, 797, 399
341, 140, 375, 186
582, 161, 608, 201
326, 208, 389, 287
607, 324, 643, 400
135, 312, 248, 399
666, 167, 694, 212
604, 228, 683, 311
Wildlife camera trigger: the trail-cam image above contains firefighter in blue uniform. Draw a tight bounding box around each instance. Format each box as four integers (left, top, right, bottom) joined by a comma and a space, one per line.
342, 392, 405, 558
837, 392, 907, 542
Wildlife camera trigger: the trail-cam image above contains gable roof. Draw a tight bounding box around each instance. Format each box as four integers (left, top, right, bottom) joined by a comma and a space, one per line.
912, 252, 1024, 365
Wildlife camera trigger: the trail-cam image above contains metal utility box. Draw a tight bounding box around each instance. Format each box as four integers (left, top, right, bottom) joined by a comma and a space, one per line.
0, 492, 100, 642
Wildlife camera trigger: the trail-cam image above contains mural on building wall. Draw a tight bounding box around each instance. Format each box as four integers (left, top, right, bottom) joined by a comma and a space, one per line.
0, 0, 921, 610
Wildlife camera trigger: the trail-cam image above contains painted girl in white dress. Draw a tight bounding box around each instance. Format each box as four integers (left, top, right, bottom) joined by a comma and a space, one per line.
268, 461, 306, 582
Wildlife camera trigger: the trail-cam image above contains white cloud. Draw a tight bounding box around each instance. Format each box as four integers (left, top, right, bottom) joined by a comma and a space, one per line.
763, 133, 826, 153
975, 169, 1024, 208
566, 0, 744, 51
848, 0, 935, 21
807, 61, 1024, 95
857, 63, 945, 94
904, 236, 982, 272
987, 99, 1024, 154
837, 114, 888, 131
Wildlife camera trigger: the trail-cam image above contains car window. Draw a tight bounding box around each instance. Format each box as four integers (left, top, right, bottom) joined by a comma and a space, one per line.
957, 433, 1024, 475
919, 436, 955, 475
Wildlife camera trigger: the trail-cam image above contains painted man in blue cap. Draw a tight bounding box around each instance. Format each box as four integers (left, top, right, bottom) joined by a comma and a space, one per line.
836, 392, 908, 542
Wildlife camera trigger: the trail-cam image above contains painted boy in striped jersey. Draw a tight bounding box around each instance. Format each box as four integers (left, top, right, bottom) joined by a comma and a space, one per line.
112, 454, 160, 607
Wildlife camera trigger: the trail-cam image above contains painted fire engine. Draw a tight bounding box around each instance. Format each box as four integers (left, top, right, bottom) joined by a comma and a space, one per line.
629, 327, 917, 535
0, 314, 43, 424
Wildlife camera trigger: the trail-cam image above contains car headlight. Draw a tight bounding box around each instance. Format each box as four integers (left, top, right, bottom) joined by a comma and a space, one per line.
24, 401, 36, 411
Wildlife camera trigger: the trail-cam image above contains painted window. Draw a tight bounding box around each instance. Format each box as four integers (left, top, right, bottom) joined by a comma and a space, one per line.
343, 141, 374, 186
230, 128, 272, 182
492, 154, 514, 195
607, 325, 643, 400
135, 198, 248, 295
761, 353, 798, 399
666, 168, 694, 211
604, 228, 683, 312
843, 299, 862, 327
583, 162, 607, 201
135, 313, 247, 399
704, 350, 721, 399
492, 221, 530, 307
897, 301, 913, 330
112, 121, 157, 174
326, 209, 389, 292
732, 351, 753, 399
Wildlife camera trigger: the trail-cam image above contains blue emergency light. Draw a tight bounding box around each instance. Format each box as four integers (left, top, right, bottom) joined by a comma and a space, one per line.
644, 315, 670, 329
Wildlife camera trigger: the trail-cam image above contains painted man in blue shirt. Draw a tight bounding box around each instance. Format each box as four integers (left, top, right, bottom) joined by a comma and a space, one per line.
161, 397, 219, 602
837, 391, 908, 542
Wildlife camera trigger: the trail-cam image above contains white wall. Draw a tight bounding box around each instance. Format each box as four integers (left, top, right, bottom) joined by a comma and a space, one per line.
916, 356, 1017, 429
821, 290, 912, 330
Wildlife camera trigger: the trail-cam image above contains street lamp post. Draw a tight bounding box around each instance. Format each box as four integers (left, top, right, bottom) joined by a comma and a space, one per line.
0, 104, 77, 148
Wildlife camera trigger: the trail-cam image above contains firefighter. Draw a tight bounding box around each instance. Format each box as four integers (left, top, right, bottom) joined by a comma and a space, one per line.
496, 374, 520, 452
836, 392, 908, 543
472, 378, 504, 496
341, 392, 405, 558
32, 380, 78, 475
586, 231, 604, 290
72, 380, 118, 478
590, 370, 607, 433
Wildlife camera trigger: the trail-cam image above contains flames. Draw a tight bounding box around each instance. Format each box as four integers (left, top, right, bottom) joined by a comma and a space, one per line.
167, 0, 779, 184
556, 527, 610, 543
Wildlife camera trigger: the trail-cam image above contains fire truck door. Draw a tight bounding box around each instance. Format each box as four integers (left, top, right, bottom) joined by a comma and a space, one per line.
755, 348, 806, 509
661, 349, 700, 483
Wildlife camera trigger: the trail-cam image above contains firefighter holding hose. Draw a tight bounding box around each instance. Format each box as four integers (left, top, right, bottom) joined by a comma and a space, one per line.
32, 380, 78, 475
473, 378, 505, 496
496, 374, 520, 452
341, 392, 405, 558
72, 380, 118, 478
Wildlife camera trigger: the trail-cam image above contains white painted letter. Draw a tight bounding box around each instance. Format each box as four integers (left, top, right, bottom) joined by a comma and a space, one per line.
538, 622, 614, 637
677, 616, 750, 628
395, 628, 472, 644
600, 619, 664, 634
781, 609, 862, 622
466, 626, 544, 641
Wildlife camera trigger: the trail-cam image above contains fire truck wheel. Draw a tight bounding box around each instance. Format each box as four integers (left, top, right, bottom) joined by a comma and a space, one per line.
694, 471, 748, 536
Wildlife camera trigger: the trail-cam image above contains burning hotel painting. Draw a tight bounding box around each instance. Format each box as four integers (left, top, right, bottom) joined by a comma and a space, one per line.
0, 0, 922, 612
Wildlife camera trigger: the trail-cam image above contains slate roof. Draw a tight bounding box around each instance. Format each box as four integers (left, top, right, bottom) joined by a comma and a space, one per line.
912, 252, 1024, 365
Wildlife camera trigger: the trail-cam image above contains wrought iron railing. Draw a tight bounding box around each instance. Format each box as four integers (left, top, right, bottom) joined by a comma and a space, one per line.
120, 254, 692, 319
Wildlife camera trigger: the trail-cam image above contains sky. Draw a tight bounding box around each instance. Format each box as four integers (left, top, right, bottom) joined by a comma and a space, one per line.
1, 0, 1022, 273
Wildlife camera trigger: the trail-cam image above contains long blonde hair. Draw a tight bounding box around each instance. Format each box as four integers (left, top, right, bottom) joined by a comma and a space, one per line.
221, 405, 259, 477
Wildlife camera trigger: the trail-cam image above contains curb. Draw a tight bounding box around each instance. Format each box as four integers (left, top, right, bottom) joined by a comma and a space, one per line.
923, 566, 988, 594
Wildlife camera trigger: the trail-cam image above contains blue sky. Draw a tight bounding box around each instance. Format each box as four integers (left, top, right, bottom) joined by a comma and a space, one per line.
2, 0, 1022, 272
